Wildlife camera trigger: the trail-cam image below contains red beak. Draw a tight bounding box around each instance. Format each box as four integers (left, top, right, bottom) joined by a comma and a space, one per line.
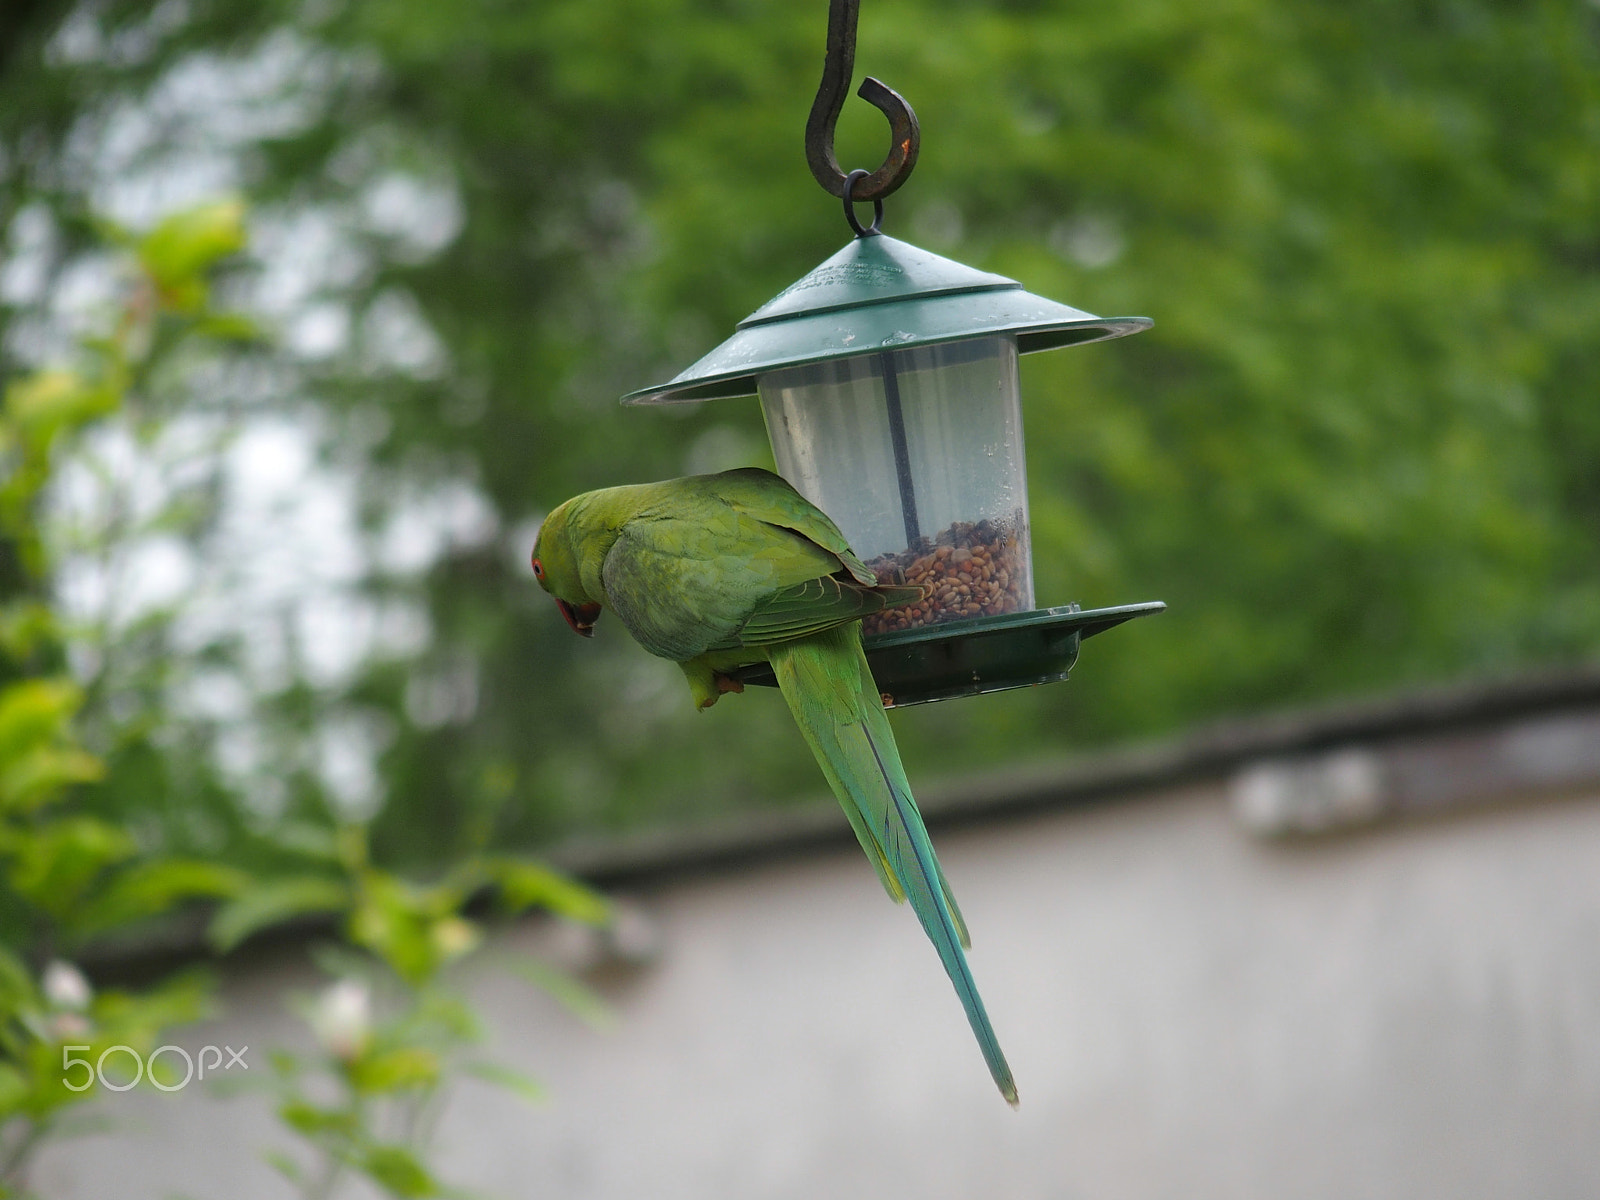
556, 598, 602, 637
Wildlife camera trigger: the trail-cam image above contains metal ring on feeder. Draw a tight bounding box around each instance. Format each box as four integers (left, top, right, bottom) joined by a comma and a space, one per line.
842, 169, 884, 237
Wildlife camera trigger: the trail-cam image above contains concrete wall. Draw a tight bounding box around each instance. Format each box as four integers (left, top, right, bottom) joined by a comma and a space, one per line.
32, 770, 1600, 1199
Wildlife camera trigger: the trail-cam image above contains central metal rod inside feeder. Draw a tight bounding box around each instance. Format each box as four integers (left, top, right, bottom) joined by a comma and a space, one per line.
880, 351, 921, 546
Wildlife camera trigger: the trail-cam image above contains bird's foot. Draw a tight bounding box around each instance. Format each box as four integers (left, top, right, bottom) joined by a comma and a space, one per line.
683, 660, 746, 711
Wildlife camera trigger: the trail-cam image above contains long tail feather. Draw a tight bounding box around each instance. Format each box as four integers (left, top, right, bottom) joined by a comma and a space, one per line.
769, 625, 1018, 1105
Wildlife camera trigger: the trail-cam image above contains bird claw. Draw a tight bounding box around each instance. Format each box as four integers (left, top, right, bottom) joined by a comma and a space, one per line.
693, 671, 746, 710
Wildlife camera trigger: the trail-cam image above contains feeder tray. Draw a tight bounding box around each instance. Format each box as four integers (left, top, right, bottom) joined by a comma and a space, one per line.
733, 601, 1166, 707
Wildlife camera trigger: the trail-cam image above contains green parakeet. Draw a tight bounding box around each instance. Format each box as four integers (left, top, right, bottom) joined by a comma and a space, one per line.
532, 467, 1018, 1105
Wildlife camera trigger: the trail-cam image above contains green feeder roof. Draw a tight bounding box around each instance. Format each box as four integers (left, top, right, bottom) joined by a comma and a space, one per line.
622, 233, 1152, 405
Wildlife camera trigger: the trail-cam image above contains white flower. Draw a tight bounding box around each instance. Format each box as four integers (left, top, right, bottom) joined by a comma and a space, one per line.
42, 961, 92, 1012
309, 979, 371, 1060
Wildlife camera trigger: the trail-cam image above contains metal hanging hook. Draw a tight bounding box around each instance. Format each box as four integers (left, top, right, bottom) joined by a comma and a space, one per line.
805, 0, 920, 205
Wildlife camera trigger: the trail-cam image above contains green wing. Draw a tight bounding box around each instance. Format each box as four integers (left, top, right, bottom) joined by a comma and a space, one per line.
600, 510, 832, 659
599, 470, 920, 662
721, 576, 923, 650
705, 468, 878, 586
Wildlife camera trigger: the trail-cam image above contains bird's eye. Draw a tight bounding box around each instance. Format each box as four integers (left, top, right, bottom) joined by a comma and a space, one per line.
531, 557, 545, 581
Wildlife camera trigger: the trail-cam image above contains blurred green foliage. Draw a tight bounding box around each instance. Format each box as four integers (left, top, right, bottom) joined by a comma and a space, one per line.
220, 823, 610, 1200
0, 199, 250, 1195
0, 0, 1596, 868
0, 189, 611, 1197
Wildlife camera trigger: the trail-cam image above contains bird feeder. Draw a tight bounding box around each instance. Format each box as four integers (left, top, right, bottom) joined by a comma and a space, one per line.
621, 0, 1163, 706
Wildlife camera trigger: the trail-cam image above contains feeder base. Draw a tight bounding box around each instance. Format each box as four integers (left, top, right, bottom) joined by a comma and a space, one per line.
732, 601, 1165, 708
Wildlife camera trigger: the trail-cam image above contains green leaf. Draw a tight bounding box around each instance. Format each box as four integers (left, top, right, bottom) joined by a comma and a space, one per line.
74, 859, 248, 937
346, 1047, 440, 1094
0, 1064, 30, 1116
480, 859, 611, 926
208, 876, 350, 951
137, 200, 247, 291
278, 1099, 359, 1138
2, 371, 117, 446
0, 678, 83, 765
347, 872, 446, 985
0, 745, 103, 813
362, 1145, 440, 1198
459, 1060, 546, 1105
0, 603, 58, 663
190, 311, 261, 342
5, 816, 135, 916
0, 944, 36, 1009
89, 968, 214, 1044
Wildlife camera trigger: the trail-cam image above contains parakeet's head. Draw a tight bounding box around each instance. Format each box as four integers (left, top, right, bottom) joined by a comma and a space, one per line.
531, 499, 603, 638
